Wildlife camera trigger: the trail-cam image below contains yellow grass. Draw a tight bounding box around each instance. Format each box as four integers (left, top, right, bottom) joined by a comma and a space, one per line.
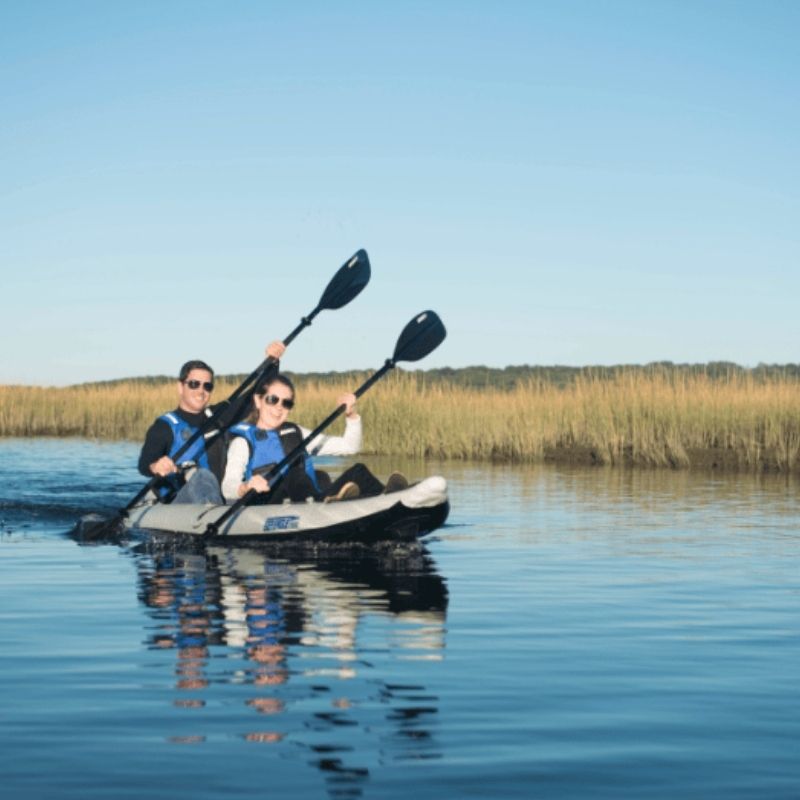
2, 369, 800, 470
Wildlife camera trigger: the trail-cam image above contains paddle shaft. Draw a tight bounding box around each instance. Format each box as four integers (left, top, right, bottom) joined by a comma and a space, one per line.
78, 250, 371, 541
204, 358, 397, 536
254, 357, 394, 480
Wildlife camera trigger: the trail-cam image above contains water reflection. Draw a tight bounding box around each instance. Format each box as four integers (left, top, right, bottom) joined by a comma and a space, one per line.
134, 543, 448, 796
444, 459, 800, 558
443, 457, 800, 509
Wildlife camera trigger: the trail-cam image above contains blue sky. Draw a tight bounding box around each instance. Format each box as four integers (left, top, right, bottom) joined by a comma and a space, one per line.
2, 1, 798, 385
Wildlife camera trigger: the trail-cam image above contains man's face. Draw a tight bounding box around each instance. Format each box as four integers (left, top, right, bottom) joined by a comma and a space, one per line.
177, 368, 214, 414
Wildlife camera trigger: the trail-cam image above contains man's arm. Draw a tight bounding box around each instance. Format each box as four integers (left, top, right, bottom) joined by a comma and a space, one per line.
137, 418, 173, 477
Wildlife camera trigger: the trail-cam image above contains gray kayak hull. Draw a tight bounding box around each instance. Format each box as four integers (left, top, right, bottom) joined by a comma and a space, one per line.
122, 475, 449, 544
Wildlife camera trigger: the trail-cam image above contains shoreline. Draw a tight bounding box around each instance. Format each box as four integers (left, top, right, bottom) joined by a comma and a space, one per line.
1, 434, 797, 474
541, 445, 799, 472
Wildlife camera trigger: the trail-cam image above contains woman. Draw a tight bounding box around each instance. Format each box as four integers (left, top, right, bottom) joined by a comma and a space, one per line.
221, 374, 407, 504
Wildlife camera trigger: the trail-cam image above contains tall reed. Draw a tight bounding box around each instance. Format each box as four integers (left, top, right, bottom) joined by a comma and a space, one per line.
2, 369, 799, 470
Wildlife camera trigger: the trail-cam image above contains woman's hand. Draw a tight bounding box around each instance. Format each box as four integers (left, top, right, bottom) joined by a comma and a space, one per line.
265, 341, 286, 360
240, 475, 270, 497
338, 393, 358, 419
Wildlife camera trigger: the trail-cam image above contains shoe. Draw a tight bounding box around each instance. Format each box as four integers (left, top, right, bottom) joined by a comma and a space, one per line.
324, 481, 360, 503
383, 472, 409, 494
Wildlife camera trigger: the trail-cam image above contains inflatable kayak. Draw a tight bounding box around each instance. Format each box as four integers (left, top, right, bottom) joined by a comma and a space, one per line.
122, 475, 449, 544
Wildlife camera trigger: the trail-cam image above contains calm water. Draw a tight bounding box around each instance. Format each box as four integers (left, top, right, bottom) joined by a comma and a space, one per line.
1, 439, 798, 799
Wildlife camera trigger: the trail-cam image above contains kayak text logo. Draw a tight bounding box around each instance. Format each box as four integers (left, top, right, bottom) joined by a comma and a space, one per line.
263, 515, 300, 532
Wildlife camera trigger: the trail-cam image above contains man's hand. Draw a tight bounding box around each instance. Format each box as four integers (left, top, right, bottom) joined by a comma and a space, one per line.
150, 456, 178, 477
266, 341, 286, 360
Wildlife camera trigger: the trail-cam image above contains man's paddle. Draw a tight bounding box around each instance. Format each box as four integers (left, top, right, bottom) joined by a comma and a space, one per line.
203, 310, 446, 538
187, 246, 372, 438
76, 249, 371, 541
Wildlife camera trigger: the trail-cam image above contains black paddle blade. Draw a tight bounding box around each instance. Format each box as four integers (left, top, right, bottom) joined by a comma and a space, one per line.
317, 249, 371, 310
393, 310, 447, 363
72, 512, 123, 543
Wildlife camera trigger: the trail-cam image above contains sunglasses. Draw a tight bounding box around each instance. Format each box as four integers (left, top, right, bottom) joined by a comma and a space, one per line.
183, 379, 214, 392
263, 394, 294, 410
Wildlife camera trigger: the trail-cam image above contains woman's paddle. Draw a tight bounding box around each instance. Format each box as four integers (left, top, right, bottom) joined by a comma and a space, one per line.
77, 249, 371, 541
203, 310, 446, 537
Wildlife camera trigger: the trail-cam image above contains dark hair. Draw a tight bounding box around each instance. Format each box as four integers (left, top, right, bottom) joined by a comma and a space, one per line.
178, 360, 214, 382
255, 373, 295, 398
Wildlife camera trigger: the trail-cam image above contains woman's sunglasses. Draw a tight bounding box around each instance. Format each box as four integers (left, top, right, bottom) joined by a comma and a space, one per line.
263, 394, 294, 410
183, 379, 214, 392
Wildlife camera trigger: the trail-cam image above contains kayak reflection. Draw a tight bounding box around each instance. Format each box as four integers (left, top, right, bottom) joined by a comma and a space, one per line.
134, 543, 448, 796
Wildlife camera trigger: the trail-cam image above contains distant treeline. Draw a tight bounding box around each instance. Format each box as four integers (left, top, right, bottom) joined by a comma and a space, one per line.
79, 362, 800, 391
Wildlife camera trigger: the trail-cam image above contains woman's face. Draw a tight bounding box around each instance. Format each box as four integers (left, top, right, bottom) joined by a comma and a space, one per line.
254, 381, 294, 430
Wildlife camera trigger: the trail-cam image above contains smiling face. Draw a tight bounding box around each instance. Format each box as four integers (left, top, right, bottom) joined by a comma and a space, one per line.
254, 379, 295, 430
177, 368, 214, 414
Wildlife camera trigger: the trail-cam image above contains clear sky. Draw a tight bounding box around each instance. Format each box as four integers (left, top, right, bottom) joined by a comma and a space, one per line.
2, 1, 798, 385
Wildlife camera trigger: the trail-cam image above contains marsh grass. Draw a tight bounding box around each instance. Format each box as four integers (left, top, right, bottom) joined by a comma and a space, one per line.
2, 369, 800, 470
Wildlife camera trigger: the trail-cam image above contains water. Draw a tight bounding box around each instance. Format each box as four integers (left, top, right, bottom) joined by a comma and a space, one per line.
1, 439, 798, 799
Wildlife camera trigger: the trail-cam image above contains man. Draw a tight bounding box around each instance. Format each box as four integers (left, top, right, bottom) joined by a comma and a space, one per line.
138, 343, 285, 503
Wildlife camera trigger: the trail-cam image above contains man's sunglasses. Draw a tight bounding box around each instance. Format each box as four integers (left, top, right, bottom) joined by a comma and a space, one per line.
183, 379, 214, 392
264, 394, 294, 410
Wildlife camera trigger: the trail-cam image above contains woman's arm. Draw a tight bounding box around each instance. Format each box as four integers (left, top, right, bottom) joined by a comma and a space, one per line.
221, 437, 251, 502
304, 392, 362, 456
304, 414, 362, 456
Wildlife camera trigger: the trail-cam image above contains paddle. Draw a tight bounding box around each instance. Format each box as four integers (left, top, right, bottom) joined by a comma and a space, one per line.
204, 310, 446, 537
76, 249, 371, 541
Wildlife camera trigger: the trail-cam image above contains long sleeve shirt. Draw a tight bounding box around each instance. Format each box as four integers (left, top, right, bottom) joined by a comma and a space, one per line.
221, 415, 362, 501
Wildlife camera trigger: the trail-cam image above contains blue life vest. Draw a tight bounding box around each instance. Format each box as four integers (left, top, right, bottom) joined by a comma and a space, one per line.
229, 421, 319, 492
160, 411, 212, 469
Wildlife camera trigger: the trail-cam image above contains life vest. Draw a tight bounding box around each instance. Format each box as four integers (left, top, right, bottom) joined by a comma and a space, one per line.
159, 410, 212, 469
229, 421, 319, 492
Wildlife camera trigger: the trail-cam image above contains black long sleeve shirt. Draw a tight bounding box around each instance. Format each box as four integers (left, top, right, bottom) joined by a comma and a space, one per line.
137, 406, 229, 481
138, 360, 278, 482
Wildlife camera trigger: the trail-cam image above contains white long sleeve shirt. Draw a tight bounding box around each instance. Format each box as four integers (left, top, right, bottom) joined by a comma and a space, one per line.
221, 415, 362, 501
